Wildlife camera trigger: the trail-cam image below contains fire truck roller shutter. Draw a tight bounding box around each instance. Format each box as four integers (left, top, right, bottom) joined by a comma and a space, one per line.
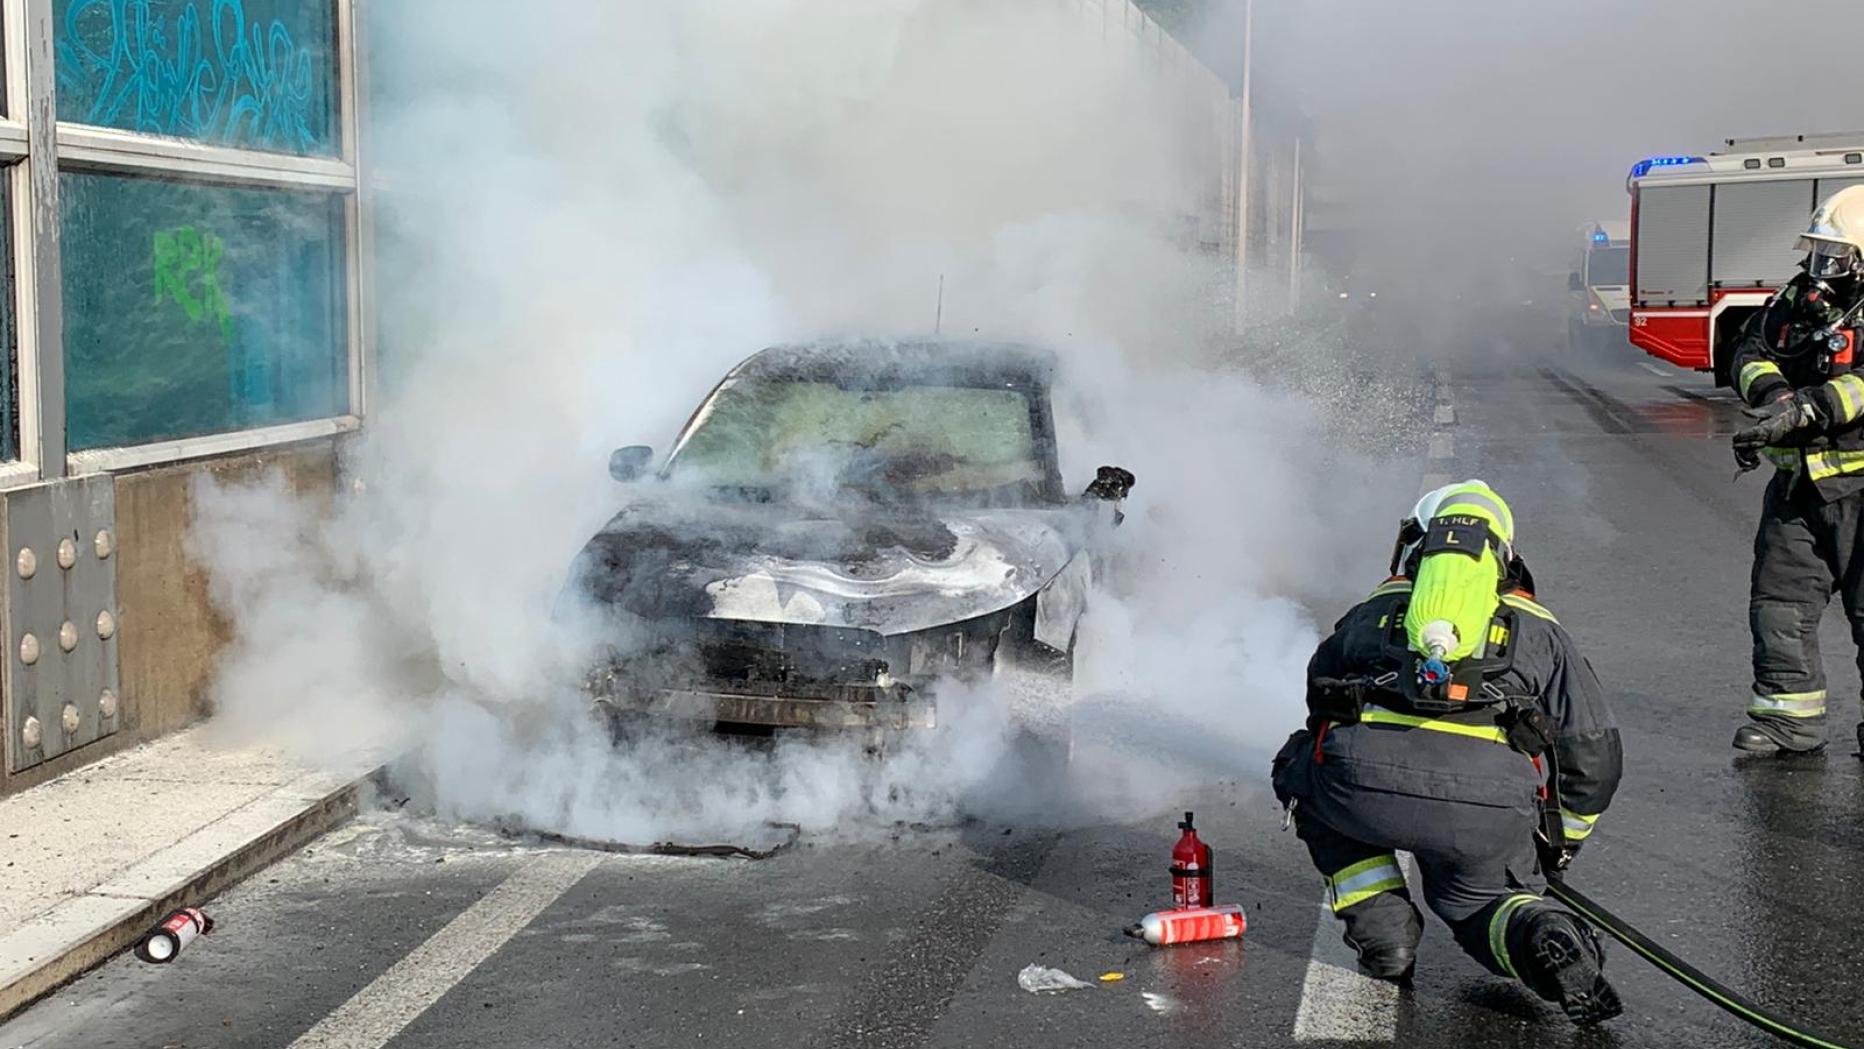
1712, 180, 1822, 290
1635, 185, 1711, 307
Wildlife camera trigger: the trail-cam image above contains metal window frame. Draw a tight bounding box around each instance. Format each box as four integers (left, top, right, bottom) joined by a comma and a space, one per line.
0, 0, 368, 488
69, 415, 361, 474
55, 126, 356, 190
19, 0, 63, 479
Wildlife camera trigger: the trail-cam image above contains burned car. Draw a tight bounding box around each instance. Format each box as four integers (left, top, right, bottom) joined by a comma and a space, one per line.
565, 339, 1133, 735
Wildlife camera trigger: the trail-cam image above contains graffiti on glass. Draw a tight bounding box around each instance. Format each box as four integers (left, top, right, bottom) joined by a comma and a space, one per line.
58, 0, 322, 154
153, 226, 233, 342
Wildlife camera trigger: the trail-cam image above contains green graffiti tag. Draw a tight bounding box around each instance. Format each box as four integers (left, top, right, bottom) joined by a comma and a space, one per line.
152, 225, 232, 341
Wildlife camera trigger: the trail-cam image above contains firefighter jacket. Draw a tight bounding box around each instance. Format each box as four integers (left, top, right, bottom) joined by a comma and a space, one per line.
1732, 273, 1864, 501
1303, 579, 1623, 845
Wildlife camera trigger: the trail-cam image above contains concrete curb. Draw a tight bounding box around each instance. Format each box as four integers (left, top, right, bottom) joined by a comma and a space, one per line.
0, 765, 376, 1021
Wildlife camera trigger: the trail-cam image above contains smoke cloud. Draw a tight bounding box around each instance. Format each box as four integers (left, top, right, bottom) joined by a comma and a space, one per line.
1266, 0, 1864, 316
190, 0, 1411, 843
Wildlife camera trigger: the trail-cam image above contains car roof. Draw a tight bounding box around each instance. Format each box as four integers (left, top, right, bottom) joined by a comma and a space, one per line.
728, 338, 1057, 389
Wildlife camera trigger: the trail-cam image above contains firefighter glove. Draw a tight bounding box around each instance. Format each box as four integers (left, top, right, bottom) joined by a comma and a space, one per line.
1732, 393, 1823, 467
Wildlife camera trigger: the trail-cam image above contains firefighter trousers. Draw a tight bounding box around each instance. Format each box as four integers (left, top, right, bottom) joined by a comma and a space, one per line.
1274, 730, 1563, 981
1748, 472, 1864, 727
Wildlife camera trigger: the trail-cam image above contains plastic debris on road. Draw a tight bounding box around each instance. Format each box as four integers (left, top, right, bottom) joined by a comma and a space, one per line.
1017, 964, 1094, 993
1098, 971, 1125, 982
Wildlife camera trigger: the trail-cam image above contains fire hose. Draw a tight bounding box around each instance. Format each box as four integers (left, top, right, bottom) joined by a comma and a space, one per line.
1535, 735, 1857, 1047
1546, 876, 1859, 1049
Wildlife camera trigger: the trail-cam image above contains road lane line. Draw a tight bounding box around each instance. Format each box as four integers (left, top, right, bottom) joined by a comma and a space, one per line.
1292, 855, 1415, 1042
1638, 361, 1669, 378
1427, 433, 1453, 461
287, 851, 604, 1049
1293, 382, 1445, 1042
1433, 405, 1455, 426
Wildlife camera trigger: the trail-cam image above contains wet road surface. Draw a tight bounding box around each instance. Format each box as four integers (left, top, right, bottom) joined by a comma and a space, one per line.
6, 350, 1864, 1049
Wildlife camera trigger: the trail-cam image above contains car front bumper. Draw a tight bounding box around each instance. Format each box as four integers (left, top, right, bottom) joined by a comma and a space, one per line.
590, 679, 937, 730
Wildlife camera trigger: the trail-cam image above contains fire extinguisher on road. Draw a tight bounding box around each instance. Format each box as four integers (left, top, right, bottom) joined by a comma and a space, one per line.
1170, 811, 1212, 910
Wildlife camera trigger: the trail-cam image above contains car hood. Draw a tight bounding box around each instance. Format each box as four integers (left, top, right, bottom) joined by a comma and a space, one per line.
571, 499, 1084, 635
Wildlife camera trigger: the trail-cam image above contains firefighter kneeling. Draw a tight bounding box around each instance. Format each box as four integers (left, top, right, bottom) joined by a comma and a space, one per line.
1272, 481, 1625, 1025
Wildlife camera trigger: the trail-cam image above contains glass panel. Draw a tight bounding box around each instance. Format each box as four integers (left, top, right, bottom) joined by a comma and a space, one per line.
670, 380, 1042, 502
54, 0, 339, 157
61, 171, 347, 450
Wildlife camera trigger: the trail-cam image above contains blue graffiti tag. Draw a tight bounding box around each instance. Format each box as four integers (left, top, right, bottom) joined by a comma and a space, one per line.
56, 0, 326, 155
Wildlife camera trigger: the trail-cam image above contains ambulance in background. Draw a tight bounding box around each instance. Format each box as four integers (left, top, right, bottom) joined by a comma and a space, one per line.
1626, 133, 1864, 384
1567, 221, 1630, 354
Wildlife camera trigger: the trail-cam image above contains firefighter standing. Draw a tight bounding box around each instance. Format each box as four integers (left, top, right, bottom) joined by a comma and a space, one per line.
1272, 481, 1625, 1025
1729, 185, 1864, 755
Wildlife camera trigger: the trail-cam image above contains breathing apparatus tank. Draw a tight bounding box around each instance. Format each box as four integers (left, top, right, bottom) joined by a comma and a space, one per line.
1403, 481, 1514, 678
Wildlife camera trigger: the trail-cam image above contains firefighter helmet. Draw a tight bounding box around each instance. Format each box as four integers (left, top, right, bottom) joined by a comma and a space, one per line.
1798, 186, 1864, 280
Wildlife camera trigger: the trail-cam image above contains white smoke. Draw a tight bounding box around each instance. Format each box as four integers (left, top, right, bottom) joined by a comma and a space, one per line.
190, 0, 1405, 841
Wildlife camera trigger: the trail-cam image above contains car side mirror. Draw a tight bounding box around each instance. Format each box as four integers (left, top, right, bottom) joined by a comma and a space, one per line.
1083, 466, 1135, 527
1568, 271, 1584, 292
609, 446, 654, 482
1083, 465, 1135, 501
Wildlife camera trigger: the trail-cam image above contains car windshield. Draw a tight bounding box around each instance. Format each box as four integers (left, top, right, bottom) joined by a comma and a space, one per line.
1586, 246, 1629, 286
667, 377, 1045, 502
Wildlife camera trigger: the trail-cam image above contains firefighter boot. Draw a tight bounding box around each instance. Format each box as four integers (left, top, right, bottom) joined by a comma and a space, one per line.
1338, 895, 1422, 983
1513, 908, 1622, 1025
1731, 713, 1827, 755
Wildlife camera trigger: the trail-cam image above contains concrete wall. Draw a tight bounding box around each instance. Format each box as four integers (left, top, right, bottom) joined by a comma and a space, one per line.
0, 440, 340, 796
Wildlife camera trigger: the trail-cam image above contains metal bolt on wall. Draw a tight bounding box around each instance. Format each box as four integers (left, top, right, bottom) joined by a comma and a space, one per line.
5, 477, 120, 773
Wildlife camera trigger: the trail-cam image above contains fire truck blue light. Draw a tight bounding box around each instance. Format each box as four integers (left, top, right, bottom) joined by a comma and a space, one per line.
1629, 155, 1707, 179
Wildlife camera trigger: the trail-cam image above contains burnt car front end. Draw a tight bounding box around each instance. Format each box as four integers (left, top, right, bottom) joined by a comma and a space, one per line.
588, 619, 930, 731
568, 339, 1126, 737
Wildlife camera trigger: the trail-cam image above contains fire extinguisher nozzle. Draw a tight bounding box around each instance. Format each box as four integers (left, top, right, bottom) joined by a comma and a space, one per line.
1123, 923, 1146, 940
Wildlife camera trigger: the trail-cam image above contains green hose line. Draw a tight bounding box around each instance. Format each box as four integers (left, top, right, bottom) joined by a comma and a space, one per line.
1546, 879, 1860, 1049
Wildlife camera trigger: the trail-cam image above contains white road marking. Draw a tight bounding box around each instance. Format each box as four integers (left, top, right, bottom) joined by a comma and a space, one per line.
1638, 361, 1670, 378
1292, 855, 1416, 1043
1292, 380, 1446, 1041
287, 851, 604, 1049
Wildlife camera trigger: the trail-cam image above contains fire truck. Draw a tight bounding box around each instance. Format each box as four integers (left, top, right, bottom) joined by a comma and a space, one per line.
1627, 133, 1864, 384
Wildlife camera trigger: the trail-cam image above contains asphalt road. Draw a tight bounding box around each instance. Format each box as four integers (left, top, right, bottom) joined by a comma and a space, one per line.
8, 346, 1864, 1049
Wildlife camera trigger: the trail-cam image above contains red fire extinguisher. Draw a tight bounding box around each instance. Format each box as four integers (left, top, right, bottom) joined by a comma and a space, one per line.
1170, 811, 1212, 909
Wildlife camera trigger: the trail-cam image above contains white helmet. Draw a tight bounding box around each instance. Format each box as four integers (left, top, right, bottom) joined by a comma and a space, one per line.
1798, 185, 1864, 281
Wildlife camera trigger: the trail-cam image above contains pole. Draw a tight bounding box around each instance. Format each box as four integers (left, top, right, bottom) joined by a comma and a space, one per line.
1231, 0, 1254, 336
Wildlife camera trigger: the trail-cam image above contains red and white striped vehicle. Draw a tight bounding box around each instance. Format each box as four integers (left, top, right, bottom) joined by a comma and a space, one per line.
1627, 133, 1864, 384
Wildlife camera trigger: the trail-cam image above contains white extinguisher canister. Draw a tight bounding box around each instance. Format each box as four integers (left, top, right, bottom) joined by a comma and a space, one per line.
134, 907, 214, 963
1127, 904, 1247, 946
